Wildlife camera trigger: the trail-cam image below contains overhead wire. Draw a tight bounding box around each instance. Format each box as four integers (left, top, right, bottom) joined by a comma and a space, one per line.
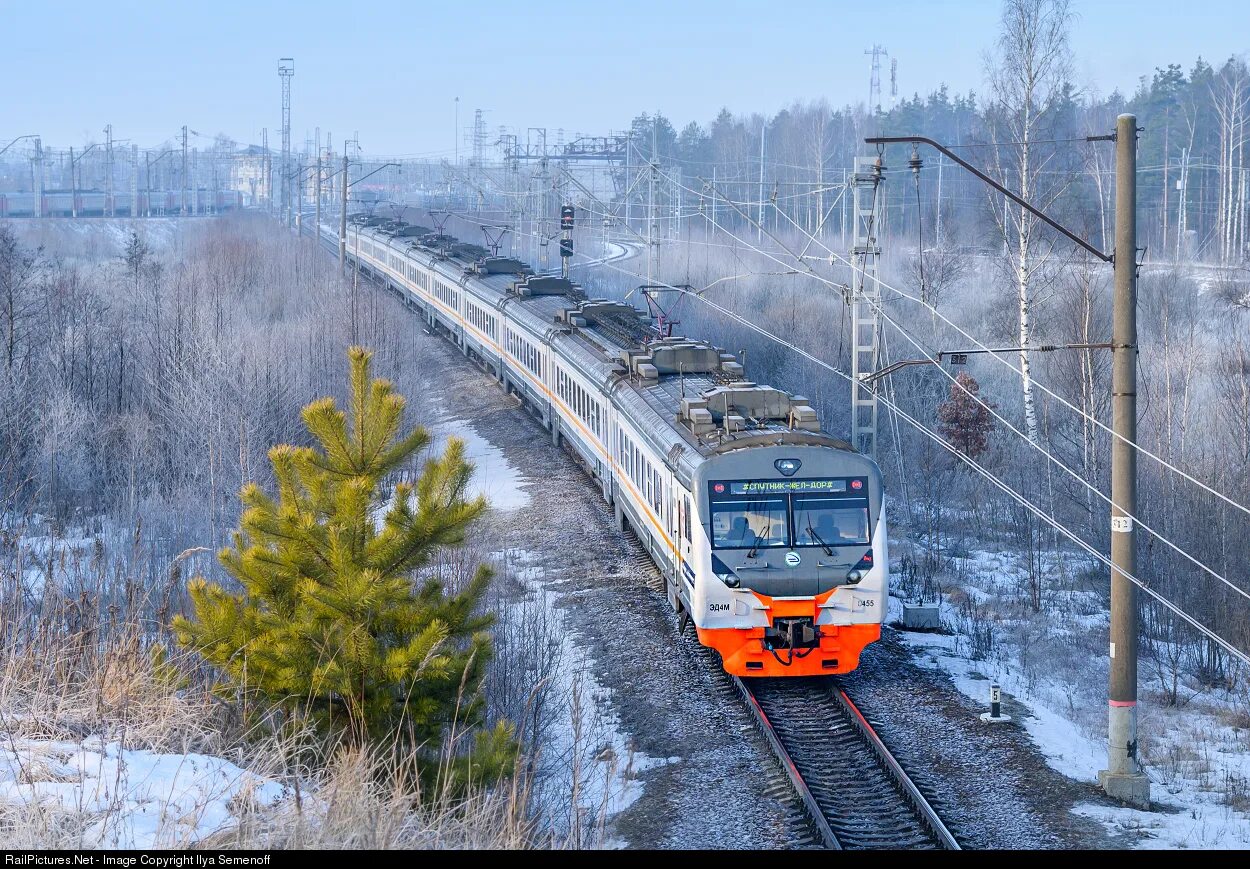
569, 244, 1250, 666
651, 161, 1250, 522
616, 163, 1250, 610
459, 190, 1250, 657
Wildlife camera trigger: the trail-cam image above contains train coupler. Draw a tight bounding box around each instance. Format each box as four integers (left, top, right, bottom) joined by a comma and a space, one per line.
764, 616, 820, 652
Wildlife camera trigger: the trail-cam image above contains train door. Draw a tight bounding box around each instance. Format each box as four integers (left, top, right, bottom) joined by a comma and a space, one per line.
680, 492, 693, 565
669, 486, 693, 616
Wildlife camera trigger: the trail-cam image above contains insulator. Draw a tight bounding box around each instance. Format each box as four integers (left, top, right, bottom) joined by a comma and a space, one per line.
908, 144, 923, 176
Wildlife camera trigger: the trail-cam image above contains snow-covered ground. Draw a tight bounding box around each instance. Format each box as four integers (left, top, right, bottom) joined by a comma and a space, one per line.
13, 218, 182, 261
0, 736, 285, 848
897, 545, 1250, 849
434, 417, 531, 512
493, 548, 669, 845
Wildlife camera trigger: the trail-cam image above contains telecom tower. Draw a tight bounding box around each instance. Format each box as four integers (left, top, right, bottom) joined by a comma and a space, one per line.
471, 109, 486, 168
279, 58, 294, 224
864, 45, 888, 115
849, 155, 884, 458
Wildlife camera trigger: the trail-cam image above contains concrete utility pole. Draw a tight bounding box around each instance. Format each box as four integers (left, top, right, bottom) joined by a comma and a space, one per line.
624, 131, 632, 233
866, 121, 1149, 809
105, 125, 114, 217
181, 126, 189, 216
33, 138, 43, 218
1099, 113, 1150, 809
69, 147, 76, 218
262, 128, 270, 212
758, 121, 766, 242
130, 145, 139, 217
295, 157, 304, 236
315, 145, 322, 239
339, 153, 349, 275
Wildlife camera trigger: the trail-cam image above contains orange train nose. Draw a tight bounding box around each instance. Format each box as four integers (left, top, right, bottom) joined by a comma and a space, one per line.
697, 623, 882, 677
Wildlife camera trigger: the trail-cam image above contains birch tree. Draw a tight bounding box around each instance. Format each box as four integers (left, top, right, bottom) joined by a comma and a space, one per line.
984, 0, 1075, 442
1210, 57, 1249, 263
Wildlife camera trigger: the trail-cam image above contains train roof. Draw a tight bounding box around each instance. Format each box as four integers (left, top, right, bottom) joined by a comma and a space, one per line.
358, 223, 854, 475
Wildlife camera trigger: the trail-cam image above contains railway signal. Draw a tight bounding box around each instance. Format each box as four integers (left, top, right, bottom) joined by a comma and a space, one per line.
560, 204, 574, 278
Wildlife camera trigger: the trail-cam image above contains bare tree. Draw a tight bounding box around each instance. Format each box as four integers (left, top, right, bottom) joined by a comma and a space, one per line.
984, 0, 1075, 443
904, 244, 967, 309
0, 224, 42, 375
1210, 57, 1249, 263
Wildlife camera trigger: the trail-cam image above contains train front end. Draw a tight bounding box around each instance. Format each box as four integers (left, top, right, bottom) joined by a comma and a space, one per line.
688, 444, 886, 677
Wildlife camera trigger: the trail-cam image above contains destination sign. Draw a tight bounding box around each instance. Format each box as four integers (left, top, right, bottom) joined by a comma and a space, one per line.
718, 479, 851, 496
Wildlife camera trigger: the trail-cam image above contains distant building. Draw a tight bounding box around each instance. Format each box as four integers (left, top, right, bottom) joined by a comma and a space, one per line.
232, 145, 267, 205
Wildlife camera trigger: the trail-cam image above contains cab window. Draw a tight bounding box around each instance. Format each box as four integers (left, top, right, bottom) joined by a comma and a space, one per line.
710, 498, 788, 550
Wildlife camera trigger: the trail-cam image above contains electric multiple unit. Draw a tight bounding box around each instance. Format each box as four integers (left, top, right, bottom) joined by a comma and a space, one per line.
324, 218, 886, 677
0, 191, 244, 218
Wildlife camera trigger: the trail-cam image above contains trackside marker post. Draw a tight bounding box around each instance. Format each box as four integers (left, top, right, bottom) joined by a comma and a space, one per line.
980, 683, 1011, 724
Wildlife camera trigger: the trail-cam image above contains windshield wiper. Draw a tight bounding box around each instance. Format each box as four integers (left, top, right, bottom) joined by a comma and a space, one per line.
747, 524, 765, 558
806, 520, 834, 556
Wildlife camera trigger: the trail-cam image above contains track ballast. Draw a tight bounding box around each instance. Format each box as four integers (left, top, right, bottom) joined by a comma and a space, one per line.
736, 676, 960, 850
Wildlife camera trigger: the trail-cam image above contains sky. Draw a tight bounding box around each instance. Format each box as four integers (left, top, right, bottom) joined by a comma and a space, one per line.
2, 0, 1246, 156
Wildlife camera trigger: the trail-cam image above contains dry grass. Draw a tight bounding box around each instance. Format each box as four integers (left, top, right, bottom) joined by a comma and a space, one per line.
0, 522, 618, 850
0, 617, 550, 849
212, 748, 537, 849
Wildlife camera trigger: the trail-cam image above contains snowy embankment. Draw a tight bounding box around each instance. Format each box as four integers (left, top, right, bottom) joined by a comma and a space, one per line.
433, 417, 531, 511
895, 546, 1250, 849
494, 548, 669, 844
0, 737, 284, 848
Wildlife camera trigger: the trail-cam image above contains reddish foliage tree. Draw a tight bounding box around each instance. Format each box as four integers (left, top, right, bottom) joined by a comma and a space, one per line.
937, 371, 996, 459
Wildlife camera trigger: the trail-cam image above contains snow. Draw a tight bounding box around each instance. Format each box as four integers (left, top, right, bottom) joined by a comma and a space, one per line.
434, 418, 531, 511
894, 543, 1250, 849
7, 525, 99, 599
495, 548, 669, 843
13, 218, 181, 261
0, 735, 285, 848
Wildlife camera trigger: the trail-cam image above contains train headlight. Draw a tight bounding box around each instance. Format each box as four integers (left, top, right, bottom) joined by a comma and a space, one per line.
845, 569, 863, 584
717, 573, 740, 589
774, 458, 802, 477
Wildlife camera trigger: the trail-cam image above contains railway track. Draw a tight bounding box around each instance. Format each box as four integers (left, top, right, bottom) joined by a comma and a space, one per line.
736, 676, 960, 850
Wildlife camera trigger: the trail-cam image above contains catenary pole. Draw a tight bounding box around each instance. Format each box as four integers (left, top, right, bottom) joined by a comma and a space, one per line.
339, 153, 349, 275
1099, 113, 1150, 809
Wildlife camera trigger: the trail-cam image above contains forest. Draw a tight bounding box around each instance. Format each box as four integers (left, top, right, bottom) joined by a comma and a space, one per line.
615, 53, 1249, 268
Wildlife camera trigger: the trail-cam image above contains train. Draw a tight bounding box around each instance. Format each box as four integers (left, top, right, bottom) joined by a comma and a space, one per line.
0, 190, 243, 218
320, 215, 887, 677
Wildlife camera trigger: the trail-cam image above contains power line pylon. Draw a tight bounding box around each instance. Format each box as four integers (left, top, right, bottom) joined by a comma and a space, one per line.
279, 57, 294, 226
849, 155, 884, 457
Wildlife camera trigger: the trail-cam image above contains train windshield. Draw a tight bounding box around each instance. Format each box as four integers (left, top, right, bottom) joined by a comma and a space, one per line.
707, 479, 872, 550
710, 498, 789, 550
792, 496, 870, 547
